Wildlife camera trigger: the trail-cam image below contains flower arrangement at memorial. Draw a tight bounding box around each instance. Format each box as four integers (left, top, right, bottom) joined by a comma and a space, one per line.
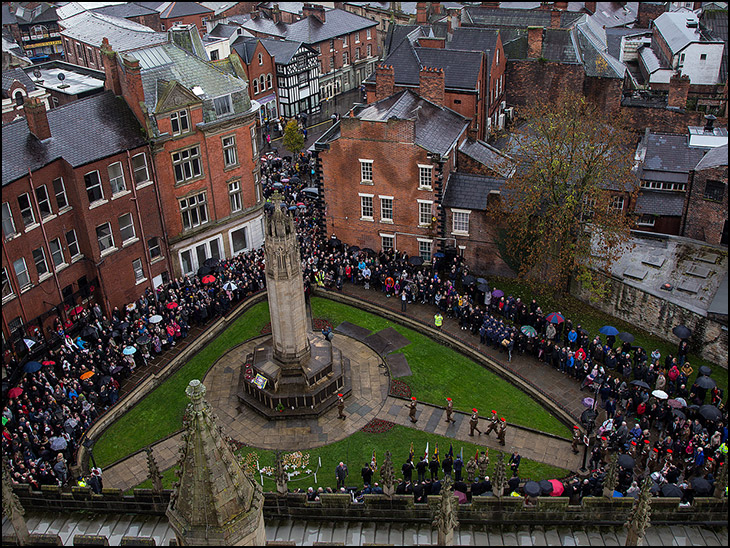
276, 402, 285, 412
361, 418, 395, 434
259, 451, 313, 478
260, 318, 333, 334
389, 378, 412, 398
240, 451, 259, 476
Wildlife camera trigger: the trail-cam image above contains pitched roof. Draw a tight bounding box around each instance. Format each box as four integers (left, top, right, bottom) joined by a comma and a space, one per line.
284, 8, 377, 44
695, 143, 728, 171
458, 138, 513, 178
384, 23, 421, 56
231, 14, 287, 39
2, 67, 36, 97
653, 10, 722, 54
260, 38, 307, 65
354, 89, 469, 155
447, 27, 499, 56
573, 23, 624, 78
208, 22, 243, 39
635, 190, 686, 217
230, 36, 259, 64
2, 90, 147, 186
14, 3, 60, 24
91, 3, 161, 19
643, 133, 708, 174
158, 1, 213, 19
461, 6, 583, 29
443, 172, 505, 210
701, 8, 728, 83
61, 11, 167, 52
2, 4, 17, 25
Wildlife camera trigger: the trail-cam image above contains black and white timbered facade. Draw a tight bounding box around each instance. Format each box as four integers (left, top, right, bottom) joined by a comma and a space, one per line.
270, 42, 320, 119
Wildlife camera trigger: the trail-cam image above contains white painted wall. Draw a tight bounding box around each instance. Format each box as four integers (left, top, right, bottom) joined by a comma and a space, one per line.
677, 43, 724, 85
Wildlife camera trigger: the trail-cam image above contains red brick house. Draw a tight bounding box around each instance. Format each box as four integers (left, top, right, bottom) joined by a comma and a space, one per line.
158, 2, 213, 36
682, 143, 728, 246
230, 37, 279, 122
2, 93, 169, 352
102, 27, 265, 279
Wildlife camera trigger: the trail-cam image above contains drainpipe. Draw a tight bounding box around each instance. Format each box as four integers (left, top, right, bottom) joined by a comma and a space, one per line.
2, 240, 29, 325
126, 150, 157, 303
146, 144, 175, 280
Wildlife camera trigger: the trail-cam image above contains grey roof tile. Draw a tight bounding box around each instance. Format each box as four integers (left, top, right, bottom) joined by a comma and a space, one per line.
459, 139, 513, 178
91, 3, 161, 19
2, 67, 36, 96
694, 143, 728, 170
284, 8, 377, 44
231, 36, 259, 64
442, 172, 505, 210
159, 2, 213, 19
635, 190, 686, 216
61, 11, 167, 52
701, 8, 727, 83
2, 90, 147, 186
414, 47, 482, 90
260, 38, 307, 65
461, 6, 583, 29
447, 26, 498, 55
643, 133, 708, 173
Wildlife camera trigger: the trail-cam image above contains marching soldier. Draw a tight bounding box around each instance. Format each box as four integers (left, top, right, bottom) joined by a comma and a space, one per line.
629, 440, 639, 459
337, 393, 346, 420
408, 397, 418, 423
497, 418, 507, 446
647, 448, 660, 473
445, 397, 456, 424
484, 410, 499, 436
477, 450, 489, 477
469, 409, 482, 436
571, 425, 581, 454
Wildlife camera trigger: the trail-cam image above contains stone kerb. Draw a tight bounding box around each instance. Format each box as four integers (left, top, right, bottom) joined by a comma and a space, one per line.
312, 287, 580, 431
75, 291, 267, 474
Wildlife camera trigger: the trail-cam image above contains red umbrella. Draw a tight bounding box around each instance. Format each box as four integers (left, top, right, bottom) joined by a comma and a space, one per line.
548, 479, 564, 496
201, 274, 216, 284
8, 387, 23, 398
70, 305, 85, 316
166, 302, 178, 310
42, 360, 56, 366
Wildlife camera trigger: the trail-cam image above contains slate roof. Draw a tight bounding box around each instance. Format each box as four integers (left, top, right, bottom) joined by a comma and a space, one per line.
653, 11, 722, 54
442, 172, 505, 210
701, 8, 728, 83
574, 24, 624, 77
461, 6, 583, 29
2, 90, 147, 187
231, 14, 287, 39
208, 22, 242, 39
159, 2, 213, 19
91, 3, 161, 19
638, 45, 664, 73
61, 11, 167, 52
200, 2, 242, 16
284, 8, 377, 44
605, 28, 648, 60
635, 190, 686, 217
230, 36, 259, 64
459, 138, 513, 178
14, 3, 59, 24
694, 143, 728, 171
643, 133, 708, 174
384, 23, 421, 56
2, 67, 36, 97
355, 89, 469, 156
260, 38, 307, 65
2, 4, 17, 25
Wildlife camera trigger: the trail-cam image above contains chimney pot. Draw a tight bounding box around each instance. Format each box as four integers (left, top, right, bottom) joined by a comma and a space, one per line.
25, 97, 51, 140
704, 114, 717, 132
528, 26, 544, 58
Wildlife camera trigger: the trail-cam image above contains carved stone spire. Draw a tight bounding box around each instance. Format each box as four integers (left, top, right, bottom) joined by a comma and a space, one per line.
433, 476, 458, 546
493, 452, 507, 497
274, 450, 288, 495
166, 380, 265, 546
624, 476, 652, 546
379, 451, 396, 498
603, 452, 619, 498
3, 459, 30, 546
145, 446, 163, 494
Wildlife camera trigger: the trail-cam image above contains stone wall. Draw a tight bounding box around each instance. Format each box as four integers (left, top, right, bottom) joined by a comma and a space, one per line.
569, 272, 728, 367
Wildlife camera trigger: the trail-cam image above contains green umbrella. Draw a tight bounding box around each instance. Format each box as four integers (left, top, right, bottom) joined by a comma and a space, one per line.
521, 325, 538, 338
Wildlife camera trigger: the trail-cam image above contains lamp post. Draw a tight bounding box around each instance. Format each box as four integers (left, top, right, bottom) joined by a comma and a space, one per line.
580, 408, 597, 473
82, 437, 97, 470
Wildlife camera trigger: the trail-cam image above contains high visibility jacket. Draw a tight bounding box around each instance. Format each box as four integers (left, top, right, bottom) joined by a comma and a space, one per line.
434, 314, 443, 327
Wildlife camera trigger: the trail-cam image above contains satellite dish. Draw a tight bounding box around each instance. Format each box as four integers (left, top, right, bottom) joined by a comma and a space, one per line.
33, 68, 41, 78
57, 73, 65, 81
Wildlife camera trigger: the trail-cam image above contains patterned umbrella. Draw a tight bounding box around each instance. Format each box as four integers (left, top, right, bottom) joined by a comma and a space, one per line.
149, 315, 163, 324
201, 275, 216, 284
546, 312, 564, 324
521, 325, 537, 338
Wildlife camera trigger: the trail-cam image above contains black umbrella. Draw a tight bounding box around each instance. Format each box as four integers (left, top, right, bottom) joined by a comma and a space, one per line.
618, 332, 634, 343
99, 375, 112, 386
477, 277, 488, 285
477, 283, 489, 293
197, 265, 212, 277
409, 256, 423, 266
361, 247, 375, 255
111, 330, 121, 338
694, 376, 716, 390
118, 322, 129, 331
328, 238, 342, 248
691, 477, 711, 495
136, 334, 151, 345
671, 409, 686, 420
348, 246, 360, 253
539, 479, 553, 495
672, 325, 692, 339
617, 454, 635, 470
301, 187, 319, 197
203, 258, 219, 268
524, 481, 541, 497
462, 274, 476, 286
698, 404, 721, 421
80, 325, 97, 338
630, 380, 651, 390
272, 182, 284, 189
661, 484, 683, 498
698, 366, 712, 377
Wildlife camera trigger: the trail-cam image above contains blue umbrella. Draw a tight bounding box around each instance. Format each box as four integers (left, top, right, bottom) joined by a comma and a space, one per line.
492, 289, 504, 298
24, 361, 43, 373
122, 346, 137, 355
599, 325, 619, 336
546, 312, 565, 324
288, 205, 298, 210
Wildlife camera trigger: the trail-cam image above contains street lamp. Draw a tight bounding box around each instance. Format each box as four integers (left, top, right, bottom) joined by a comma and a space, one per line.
580, 408, 597, 473
82, 437, 97, 470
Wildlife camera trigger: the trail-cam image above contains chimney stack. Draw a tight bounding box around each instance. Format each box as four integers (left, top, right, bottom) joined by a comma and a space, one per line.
375, 64, 395, 101
418, 66, 445, 106
302, 3, 326, 22
584, 2, 597, 14
101, 37, 122, 96
553, 1, 568, 10
668, 73, 690, 109
704, 114, 717, 133
271, 3, 281, 24
416, 2, 428, 24
528, 26, 544, 58
550, 9, 561, 28
25, 97, 51, 140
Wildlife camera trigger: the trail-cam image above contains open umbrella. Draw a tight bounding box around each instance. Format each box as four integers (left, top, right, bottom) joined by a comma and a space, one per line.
136, 334, 151, 345
672, 325, 692, 339
433, 252, 445, 259
288, 205, 298, 211
24, 361, 42, 373
698, 366, 712, 377
8, 387, 23, 398
49, 436, 67, 451
523, 481, 541, 497
272, 182, 284, 190
630, 380, 650, 389
122, 346, 137, 355
197, 265, 212, 277
582, 397, 595, 408
118, 321, 129, 330
281, 178, 290, 183
126, 302, 136, 311
348, 246, 360, 253
99, 375, 112, 386
599, 325, 619, 336
301, 187, 319, 197
548, 480, 564, 496
201, 274, 216, 284
69, 305, 85, 316
492, 289, 504, 298
462, 275, 476, 286
477, 283, 489, 293
477, 277, 488, 285
698, 404, 721, 421
691, 477, 711, 495
652, 390, 668, 400
671, 409, 686, 420
546, 312, 565, 324
661, 484, 683, 498
149, 314, 163, 324
41, 360, 55, 366
521, 325, 537, 338
694, 376, 716, 390
222, 281, 238, 291
80, 325, 97, 338
203, 258, 219, 268
80, 371, 95, 380
617, 454, 635, 470
328, 238, 342, 248
361, 247, 375, 255
675, 397, 687, 407
166, 302, 178, 310
667, 399, 685, 409
409, 256, 423, 266
539, 479, 553, 495
618, 332, 634, 343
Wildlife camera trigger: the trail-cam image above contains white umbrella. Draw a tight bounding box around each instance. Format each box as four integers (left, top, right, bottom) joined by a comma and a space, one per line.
126, 302, 136, 311
149, 315, 163, 324
675, 397, 687, 407
23, 338, 36, 349
223, 281, 238, 291
652, 389, 668, 400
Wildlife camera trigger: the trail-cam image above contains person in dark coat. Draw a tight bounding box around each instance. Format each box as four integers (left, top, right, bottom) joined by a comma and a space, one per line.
415, 457, 428, 483
429, 455, 440, 481
401, 459, 414, 483
453, 455, 464, 482
361, 462, 373, 486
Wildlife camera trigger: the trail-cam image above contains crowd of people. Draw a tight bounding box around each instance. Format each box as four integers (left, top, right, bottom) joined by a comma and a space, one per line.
3, 147, 726, 505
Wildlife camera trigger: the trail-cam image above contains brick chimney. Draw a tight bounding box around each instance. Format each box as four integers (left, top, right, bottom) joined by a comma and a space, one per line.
271, 3, 281, 24
416, 2, 427, 24
432, 2, 442, 14
584, 2, 596, 14
101, 37, 122, 96
553, 1, 568, 9
668, 73, 690, 108
418, 66, 445, 106
25, 97, 51, 140
120, 53, 146, 124
550, 9, 561, 28
375, 64, 395, 101
528, 26, 544, 58
302, 3, 325, 22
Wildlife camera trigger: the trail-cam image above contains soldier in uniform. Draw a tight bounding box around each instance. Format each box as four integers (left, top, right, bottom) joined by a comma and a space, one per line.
647, 447, 660, 473
445, 397, 456, 424
465, 456, 478, 483
408, 397, 418, 423
477, 450, 489, 477
469, 408, 482, 436
484, 410, 499, 436
571, 425, 581, 454
638, 439, 651, 469
337, 393, 346, 420
497, 418, 507, 446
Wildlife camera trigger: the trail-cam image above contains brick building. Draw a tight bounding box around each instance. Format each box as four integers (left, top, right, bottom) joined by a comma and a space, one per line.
22, 61, 105, 109
102, 26, 265, 279
89, 2, 163, 32
2, 67, 48, 123
683, 143, 728, 245
6, 2, 64, 62
2, 93, 169, 353
158, 2, 213, 36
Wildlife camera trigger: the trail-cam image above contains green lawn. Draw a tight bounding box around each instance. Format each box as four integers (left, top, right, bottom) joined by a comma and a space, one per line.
94, 297, 570, 468
491, 276, 728, 395
129, 424, 569, 492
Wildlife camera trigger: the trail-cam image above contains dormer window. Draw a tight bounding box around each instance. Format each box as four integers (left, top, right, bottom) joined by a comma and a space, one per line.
170, 109, 189, 135
214, 95, 232, 117
15, 91, 24, 106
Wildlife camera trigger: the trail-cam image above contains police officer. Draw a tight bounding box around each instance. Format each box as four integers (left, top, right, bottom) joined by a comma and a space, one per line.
434, 313, 443, 330
469, 408, 482, 436
445, 397, 456, 424
484, 410, 499, 436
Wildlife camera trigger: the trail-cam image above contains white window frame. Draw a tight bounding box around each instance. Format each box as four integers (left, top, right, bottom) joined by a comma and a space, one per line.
148, 236, 162, 259
418, 164, 433, 190
49, 238, 65, 269
2, 202, 16, 237
13, 257, 31, 290
359, 159, 373, 184
178, 234, 224, 275
229, 225, 249, 256
214, 94, 233, 117
380, 232, 394, 252
108, 161, 126, 195
222, 135, 238, 167
66, 229, 81, 260
132, 257, 145, 284
451, 208, 471, 235
18, 193, 36, 228
609, 195, 625, 212
258, 52, 263, 65
53, 177, 68, 210
131, 153, 150, 186
267, 73, 273, 89
418, 199, 433, 226
172, 146, 202, 184
417, 238, 433, 263
228, 180, 242, 213
252, 78, 259, 94
379, 195, 393, 223
343, 50, 349, 65
637, 214, 656, 227
251, 126, 258, 158
2, 267, 14, 301
367, 28, 372, 40
35, 185, 52, 218
84, 170, 104, 204
118, 212, 136, 244
170, 109, 189, 135
367, 44, 372, 57
359, 193, 374, 220
96, 222, 115, 254
32, 246, 49, 278
180, 191, 209, 231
